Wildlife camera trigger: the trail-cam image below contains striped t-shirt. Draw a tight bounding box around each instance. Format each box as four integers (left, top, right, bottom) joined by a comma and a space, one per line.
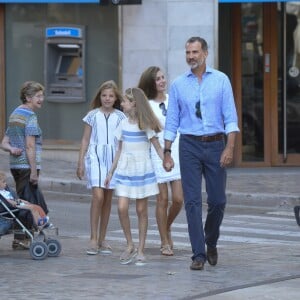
6, 106, 42, 169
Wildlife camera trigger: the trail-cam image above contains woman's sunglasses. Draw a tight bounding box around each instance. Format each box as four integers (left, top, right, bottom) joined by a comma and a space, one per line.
159, 102, 167, 116
195, 101, 202, 119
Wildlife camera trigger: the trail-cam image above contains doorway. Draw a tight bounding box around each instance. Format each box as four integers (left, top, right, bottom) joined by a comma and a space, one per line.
220, 2, 300, 166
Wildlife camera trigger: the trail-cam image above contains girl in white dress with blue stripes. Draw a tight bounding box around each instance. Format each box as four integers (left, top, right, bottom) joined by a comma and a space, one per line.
77, 80, 126, 255
105, 87, 166, 266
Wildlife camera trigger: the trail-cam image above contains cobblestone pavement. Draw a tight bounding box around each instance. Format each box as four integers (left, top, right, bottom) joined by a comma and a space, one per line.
0, 151, 300, 299
0, 233, 299, 300
0, 232, 300, 300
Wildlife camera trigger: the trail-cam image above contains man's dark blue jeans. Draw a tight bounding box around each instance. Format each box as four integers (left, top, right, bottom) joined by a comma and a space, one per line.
179, 134, 227, 262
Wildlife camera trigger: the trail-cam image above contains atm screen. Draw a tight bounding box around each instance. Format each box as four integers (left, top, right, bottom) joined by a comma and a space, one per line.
56, 55, 81, 75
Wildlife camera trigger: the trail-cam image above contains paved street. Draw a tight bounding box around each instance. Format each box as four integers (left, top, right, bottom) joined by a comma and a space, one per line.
38, 193, 300, 249
1, 194, 300, 300
0, 151, 300, 299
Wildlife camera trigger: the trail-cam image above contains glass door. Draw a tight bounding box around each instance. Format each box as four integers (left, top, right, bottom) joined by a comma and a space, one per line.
277, 2, 300, 165
227, 2, 300, 166
240, 3, 265, 162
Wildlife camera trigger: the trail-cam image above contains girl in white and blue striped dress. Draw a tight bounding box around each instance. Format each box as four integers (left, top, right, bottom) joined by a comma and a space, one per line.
105, 87, 166, 266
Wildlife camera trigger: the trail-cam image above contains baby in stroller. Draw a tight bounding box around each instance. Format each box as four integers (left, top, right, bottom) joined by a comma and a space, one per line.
0, 172, 50, 228
0, 171, 61, 260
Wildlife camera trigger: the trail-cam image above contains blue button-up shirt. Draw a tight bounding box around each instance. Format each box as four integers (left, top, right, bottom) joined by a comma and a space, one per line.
164, 67, 239, 141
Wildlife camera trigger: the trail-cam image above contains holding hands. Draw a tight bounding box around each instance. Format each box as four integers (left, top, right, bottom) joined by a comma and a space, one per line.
163, 153, 174, 172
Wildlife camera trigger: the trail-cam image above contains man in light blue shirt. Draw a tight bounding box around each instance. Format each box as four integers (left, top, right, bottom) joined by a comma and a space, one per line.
163, 37, 239, 270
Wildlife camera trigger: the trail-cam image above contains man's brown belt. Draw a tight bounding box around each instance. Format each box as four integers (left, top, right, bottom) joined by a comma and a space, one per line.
184, 133, 224, 142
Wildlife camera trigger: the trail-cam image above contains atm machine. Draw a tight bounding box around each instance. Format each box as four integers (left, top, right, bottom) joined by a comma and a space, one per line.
44, 25, 85, 103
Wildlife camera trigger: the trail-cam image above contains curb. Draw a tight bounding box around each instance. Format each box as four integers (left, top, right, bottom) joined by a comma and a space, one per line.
3, 168, 299, 210
37, 177, 300, 210
226, 192, 300, 210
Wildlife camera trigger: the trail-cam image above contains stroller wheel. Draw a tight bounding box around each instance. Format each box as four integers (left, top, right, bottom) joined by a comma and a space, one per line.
29, 241, 48, 260
46, 239, 62, 257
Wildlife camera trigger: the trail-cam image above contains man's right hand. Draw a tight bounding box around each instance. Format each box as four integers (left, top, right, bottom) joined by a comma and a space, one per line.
163, 154, 174, 172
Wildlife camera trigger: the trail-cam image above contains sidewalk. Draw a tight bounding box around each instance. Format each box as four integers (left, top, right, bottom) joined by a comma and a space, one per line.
0, 150, 299, 209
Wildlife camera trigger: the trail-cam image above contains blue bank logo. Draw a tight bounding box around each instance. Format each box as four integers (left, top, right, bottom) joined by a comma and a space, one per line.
46, 27, 82, 38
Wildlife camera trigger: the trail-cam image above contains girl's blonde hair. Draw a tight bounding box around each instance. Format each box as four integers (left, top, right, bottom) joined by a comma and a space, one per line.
124, 87, 162, 133
90, 80, 123, 110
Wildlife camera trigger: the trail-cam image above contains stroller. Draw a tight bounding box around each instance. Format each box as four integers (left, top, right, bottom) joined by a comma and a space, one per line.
0, 195, 61, 260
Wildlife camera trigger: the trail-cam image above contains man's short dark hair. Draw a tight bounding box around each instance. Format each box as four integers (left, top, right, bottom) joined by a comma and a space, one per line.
186, 37, 208, 52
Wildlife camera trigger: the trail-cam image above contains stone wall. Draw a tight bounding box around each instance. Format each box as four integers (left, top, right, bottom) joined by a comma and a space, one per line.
120, 0, 218, 90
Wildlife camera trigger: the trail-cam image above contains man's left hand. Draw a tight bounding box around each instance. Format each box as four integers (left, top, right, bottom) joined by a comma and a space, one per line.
220, 146, 234, 167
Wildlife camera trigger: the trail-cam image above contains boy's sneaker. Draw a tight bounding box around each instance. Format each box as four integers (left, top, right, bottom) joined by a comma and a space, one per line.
37, 216, 50, 227
44, 223, 55, 229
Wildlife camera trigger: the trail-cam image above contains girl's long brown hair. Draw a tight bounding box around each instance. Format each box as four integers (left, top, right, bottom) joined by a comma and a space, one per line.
90, 80, 123, 110
125, 87, 162, 133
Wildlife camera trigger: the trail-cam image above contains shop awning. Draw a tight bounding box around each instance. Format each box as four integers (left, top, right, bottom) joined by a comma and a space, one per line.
0, 0, 100, 2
